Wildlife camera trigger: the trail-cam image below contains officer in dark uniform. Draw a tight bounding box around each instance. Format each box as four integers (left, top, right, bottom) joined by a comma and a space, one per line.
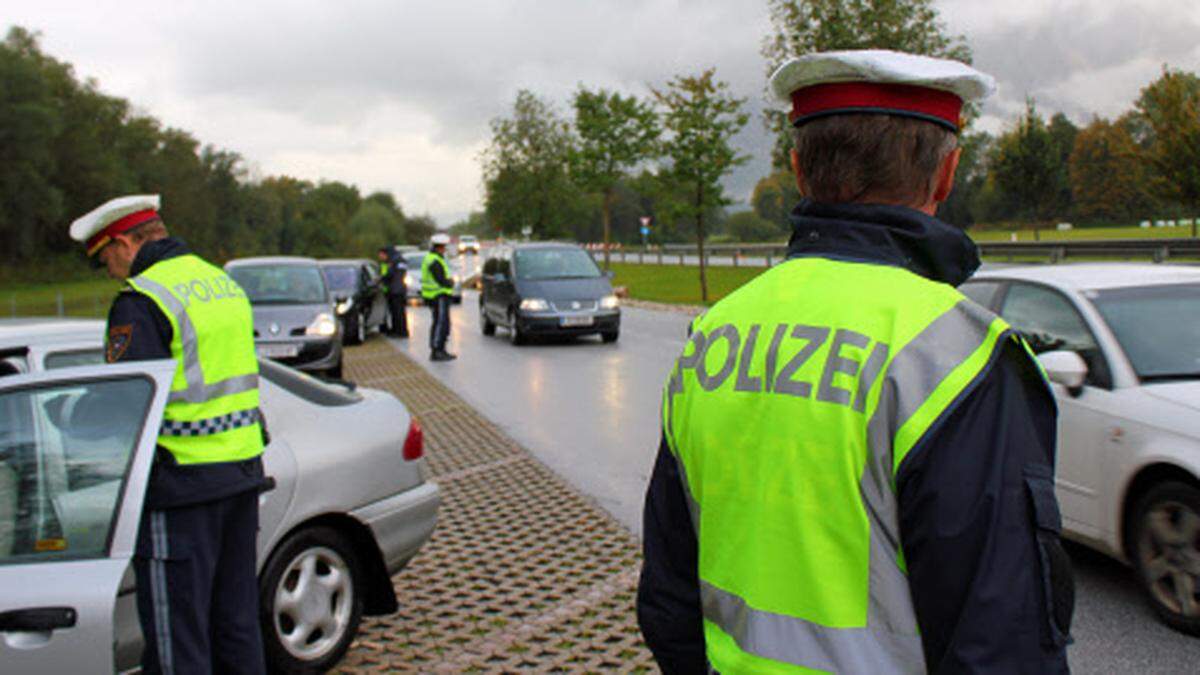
70, 195, 268, 674
381, 245, 410, 337
638, 52, 1073, 673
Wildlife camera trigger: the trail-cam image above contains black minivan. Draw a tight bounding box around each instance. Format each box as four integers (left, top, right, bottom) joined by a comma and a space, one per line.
479, 242, 620, 345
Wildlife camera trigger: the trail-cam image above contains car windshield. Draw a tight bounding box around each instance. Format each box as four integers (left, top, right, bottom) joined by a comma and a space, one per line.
229, 264, 328, 305
405, 253, 426, 269
1090, 283, 1200, 381
514, 248, 599, 281
322, 265, 358, 292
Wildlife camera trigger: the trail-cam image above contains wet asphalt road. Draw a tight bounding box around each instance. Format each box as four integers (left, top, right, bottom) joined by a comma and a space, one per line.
386, 290, 1200, 672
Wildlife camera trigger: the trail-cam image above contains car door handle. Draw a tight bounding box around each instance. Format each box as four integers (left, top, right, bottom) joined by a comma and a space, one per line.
0, 607, 77, 632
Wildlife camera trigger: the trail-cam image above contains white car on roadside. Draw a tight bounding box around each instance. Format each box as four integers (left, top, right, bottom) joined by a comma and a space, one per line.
962, 264, 1200, 635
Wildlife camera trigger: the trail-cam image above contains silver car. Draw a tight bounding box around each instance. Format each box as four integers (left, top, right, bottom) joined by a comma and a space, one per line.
963, 264, 1200, 634
403, 251, 463, 304
225, 256, 345, 378
0, 319, 439, 672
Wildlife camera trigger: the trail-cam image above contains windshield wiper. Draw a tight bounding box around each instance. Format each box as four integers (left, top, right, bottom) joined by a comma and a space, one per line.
1141, 372, 1200, 383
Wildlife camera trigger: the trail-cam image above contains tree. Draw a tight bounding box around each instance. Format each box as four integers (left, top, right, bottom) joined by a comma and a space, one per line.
481, 90, 580, 239
653, 69, 750, 303
937, 131, 994, 227
991, 101, 1069, 235
761, 0, 972, 168
750, 170, 801, 228
569, 87, 660, 268
724, 210, 788, 242
1134, 67, 1200, 236
1069, 118, 1153, 225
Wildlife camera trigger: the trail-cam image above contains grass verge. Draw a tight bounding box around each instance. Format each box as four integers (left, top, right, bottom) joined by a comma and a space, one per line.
0, 278, 121, 319
608, 262, 766, 306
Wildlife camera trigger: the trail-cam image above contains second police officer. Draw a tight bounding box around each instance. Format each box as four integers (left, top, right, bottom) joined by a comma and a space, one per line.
422, 233, 457, 361
637, 51, 1074, 674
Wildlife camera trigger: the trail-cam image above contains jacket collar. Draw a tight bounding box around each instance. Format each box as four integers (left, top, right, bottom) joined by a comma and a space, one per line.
785, 199, 979, 287
129, 237, 192, 278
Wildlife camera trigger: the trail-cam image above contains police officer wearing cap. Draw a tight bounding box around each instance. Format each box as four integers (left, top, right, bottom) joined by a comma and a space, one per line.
638, 51, 1073, 674
71, 195, 267, 674
421, 234, 456, 361
379, 245, 410, 338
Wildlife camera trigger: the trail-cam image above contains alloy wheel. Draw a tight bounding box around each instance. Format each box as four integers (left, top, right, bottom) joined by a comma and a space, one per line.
272, 545, 355, 661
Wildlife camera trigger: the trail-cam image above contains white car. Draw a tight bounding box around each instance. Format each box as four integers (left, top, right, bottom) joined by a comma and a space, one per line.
458, 235, 481, 255
963, 264, 1200, 634
0, 319, 439, 672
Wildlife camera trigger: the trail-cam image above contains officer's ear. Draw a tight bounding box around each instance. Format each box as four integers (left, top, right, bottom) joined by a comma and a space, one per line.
790, 149, 809, 197
932, 147, 962, 204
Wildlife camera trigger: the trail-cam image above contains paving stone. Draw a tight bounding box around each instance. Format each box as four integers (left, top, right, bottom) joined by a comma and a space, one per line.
336, 337, 658, 673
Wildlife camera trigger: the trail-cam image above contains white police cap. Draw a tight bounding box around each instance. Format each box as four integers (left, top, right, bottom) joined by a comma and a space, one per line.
69, 194, 162, 256
769, 50, 995, 131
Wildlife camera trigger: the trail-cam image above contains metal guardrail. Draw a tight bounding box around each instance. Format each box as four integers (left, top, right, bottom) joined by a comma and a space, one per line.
592, 238, 1200, 267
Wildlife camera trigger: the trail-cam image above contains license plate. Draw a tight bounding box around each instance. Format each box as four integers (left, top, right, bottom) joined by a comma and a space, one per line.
257, 343, 299, 358
560, 315, 594, 327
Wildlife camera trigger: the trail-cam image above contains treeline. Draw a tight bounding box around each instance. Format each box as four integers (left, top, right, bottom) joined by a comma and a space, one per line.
1, 27, 434, 269
468, 0, 1200, 244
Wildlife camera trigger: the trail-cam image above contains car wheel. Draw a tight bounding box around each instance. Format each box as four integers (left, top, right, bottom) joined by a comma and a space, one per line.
452, 295, 462, 305
481, 301, 496, 336
344, 315, 362, 346
259, 527, 364, 673
1132, 481, 1200, 635
355, 314, 366, 344
508, 311, 526, 346
327, 359, 343, 380
601, 330, 619, 344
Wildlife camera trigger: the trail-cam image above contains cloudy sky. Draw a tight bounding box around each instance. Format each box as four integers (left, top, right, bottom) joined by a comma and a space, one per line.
6, 0, 1198, 226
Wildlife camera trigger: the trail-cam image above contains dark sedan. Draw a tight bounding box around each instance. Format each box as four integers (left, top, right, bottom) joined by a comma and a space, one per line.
320, 258, 388, 345
226, 256, 344, 378
479, 242, 620, 345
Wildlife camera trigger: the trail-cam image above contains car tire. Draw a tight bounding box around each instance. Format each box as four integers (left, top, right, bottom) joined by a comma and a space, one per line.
481, 302, 496, 336
508, 311, 526, 346
344, 315, 363, 346
601, 330, 619, 344
355, 314, 366, 344
452, 295, 462, 305
259, 526, 364, 674
1131, 481, 1200, 635
327, 359, 344, 380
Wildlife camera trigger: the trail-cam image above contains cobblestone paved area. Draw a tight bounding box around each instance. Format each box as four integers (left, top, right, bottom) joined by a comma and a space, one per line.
337, 338, 657, 673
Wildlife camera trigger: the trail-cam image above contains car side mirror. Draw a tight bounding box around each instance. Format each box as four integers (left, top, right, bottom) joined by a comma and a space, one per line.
1037, 350, 1088, 396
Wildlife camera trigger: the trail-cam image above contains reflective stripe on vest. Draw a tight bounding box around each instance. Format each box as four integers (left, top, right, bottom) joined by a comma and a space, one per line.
124, 254, 264, 465
420, 253, 452, 300
661, 257, 1016, 673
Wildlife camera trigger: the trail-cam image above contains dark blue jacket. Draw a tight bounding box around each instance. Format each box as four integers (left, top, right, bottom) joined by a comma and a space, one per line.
637, 200, 1073, 674
105, 238, 266, 509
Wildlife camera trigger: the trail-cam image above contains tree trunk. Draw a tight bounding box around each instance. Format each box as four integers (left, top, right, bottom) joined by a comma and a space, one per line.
602, 186, 613, 271
696, 182, 708, 304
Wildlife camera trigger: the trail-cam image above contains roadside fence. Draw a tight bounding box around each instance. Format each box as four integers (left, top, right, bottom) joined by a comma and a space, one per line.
6, 291, 110, 319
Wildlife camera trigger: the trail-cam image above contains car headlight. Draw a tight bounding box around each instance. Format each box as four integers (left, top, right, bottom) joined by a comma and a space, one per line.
520, 298, 550, 311
335, 298, 353, 315
306, 313, 338, 337
600, 295, 619, 310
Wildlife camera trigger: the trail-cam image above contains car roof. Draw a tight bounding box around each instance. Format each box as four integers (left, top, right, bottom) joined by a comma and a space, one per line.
225, 256, 320, 267
505, 242, 582, 251
973, 263, 1200, 291
0, 318, 103, 350
319, 258, 371, 266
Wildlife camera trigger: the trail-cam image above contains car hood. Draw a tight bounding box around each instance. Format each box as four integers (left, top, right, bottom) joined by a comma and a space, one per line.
516, 277, 612, 301
1141, 381, 1200, 413
251, 303, 329, 338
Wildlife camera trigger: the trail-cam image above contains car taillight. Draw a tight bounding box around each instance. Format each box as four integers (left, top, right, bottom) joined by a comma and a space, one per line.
403, 418, 424, 461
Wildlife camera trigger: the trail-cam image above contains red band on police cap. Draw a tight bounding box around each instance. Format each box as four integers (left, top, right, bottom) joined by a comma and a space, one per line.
789, 82, 963, 131
85, 209, 160, 256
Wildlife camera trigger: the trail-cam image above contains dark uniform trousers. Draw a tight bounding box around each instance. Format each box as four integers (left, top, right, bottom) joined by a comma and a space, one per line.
428, 295, 451, 352
387, 292, 409, 337
134, 489, 265, 675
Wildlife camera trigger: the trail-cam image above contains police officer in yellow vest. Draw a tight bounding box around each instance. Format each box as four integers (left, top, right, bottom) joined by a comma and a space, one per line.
638, 52, 1073, 674
422, 233, 457, 361
70, 195, 267, 674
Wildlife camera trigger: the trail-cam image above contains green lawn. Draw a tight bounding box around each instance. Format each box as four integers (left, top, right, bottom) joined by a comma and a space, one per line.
969, 225, 1197, 242
0, 278, 120, 319
608, 262, 766, 306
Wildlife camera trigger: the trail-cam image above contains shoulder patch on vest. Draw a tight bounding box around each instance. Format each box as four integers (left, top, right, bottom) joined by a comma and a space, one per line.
107, 324, 133, 363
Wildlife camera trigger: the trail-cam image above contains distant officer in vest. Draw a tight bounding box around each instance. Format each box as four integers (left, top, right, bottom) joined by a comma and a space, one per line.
638, 51, 1073, 674
380, 245, 410, 338
70, 195, 268, 675
421, 233, 456, 361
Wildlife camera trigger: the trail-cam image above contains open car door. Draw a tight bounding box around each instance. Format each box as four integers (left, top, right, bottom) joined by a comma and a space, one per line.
0, 360, 174, 673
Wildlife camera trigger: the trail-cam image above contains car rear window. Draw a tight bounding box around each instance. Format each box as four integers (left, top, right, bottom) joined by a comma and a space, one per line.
258, 358, 361, 406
